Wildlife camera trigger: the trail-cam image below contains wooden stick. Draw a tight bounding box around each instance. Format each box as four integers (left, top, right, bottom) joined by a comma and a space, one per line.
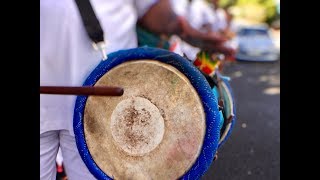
40, 86, 124, 96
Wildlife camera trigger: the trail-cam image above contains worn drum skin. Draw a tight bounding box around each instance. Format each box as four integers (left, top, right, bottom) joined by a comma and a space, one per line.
74, 47, 221, 180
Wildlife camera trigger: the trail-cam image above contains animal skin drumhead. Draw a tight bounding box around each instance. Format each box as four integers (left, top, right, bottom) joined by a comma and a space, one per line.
83, 60, 206, 179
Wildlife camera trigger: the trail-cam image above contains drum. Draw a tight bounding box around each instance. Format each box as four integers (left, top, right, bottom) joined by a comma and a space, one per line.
74, 47, 223, 180
213, 76, 236, 148
191, 50, 236, 148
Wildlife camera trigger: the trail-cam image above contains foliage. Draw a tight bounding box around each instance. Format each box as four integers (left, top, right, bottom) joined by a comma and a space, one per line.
206, 0, 278, 24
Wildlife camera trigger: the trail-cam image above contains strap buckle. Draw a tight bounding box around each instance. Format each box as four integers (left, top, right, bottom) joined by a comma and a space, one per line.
92, 41, 107, 60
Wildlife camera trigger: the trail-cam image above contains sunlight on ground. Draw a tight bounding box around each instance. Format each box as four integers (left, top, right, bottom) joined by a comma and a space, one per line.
259, 75, 279, 86
232, 71, 243, 78
263, 87, 280, 95
259, 75, 268, 82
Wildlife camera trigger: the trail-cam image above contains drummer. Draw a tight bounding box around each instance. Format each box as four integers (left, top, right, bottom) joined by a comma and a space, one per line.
169, 0, 212, 60
40, 0, 234, 179
209, 0, 238, 60
169, 0, 237, 61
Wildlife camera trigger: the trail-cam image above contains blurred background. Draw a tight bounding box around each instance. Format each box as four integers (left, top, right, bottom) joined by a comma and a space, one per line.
220, 0, 280, 26
218, 0, 280, 61
202, 0, 280, 179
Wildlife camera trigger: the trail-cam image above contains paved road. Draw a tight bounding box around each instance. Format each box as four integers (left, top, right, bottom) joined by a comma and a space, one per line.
203, 60, 280, 180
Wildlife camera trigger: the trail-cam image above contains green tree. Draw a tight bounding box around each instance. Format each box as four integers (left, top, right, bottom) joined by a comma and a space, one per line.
206, 0, 277, 24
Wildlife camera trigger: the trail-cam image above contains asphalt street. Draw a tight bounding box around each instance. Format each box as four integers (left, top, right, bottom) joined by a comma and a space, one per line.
203, 60, 280, 180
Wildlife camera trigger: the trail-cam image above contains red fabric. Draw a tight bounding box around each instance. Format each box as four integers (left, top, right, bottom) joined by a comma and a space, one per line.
193, 58, 202, 66
57, 165, 63, 173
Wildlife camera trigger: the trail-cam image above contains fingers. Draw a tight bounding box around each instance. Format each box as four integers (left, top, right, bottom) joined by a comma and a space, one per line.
217, 46, 236, 57
204, 44, 236, 57
201, 33, 236, 56
205, 33, 227, 43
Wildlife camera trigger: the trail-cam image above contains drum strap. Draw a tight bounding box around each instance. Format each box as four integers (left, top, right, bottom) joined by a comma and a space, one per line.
73, 0, 220, 92
74, 0, 107, 60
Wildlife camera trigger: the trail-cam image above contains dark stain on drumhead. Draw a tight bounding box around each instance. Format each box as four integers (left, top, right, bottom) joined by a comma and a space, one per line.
123, 70, 139, 77
159, 108, 166, 120
123, 106, 151, 128
84, 108, 102, 135
123, 71, 131, 76
138, 94, 166, 120
138, 94, 152, 102
120, 99, 152, 148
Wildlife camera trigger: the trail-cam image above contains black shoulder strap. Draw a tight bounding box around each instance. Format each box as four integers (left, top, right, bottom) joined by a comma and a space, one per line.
74, 0, 104, 43
74, 0, 107, 59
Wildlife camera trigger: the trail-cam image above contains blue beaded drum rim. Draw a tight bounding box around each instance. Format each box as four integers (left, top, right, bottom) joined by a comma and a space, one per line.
73, 47, 221, 180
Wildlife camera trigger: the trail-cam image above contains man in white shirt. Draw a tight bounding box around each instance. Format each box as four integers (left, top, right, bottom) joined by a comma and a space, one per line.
171, 0, 215, 31
169, 0, 219, 60
210, 0, 238, 56
40, 0, 234, 179
210, 0, 227, 32
41, 1, 158, 179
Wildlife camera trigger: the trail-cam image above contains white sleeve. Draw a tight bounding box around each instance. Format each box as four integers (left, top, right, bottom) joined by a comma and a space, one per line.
217, 9, 228, 30
202, 4, 216, 25
134, 0, 159, 18
170, 0, 188, 17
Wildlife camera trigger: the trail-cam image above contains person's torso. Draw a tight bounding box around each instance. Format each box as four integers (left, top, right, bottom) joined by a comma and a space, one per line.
211, 8, 227, 32
40, 0, 139, 86
40, 0, 140, 135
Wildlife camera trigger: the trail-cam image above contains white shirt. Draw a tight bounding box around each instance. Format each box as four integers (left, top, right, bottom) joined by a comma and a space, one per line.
40, 0, 157, 135
170, 0, 215, 60
211, 8, 228, 32
171, 0, 215, 30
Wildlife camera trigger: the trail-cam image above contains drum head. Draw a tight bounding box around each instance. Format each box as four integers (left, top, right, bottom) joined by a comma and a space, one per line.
74, 47, 221, 180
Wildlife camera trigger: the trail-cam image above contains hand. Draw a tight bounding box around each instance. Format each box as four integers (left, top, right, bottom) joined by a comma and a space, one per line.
211, 45, 236, 57
195, 32, 235, 57
203, 31, 228, 45
220, 29, 236, 39
178, 16, 234, 57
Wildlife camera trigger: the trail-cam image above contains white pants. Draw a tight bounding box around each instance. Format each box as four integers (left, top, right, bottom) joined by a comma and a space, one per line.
40, 130, 96, 180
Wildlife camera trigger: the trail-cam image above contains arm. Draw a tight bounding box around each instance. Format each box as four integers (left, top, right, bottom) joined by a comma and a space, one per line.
137, 0, 234, 56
